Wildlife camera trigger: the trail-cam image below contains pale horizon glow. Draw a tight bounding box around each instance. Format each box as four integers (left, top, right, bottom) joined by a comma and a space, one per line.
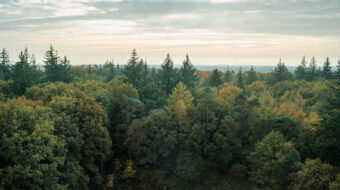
1, 0, 340, 67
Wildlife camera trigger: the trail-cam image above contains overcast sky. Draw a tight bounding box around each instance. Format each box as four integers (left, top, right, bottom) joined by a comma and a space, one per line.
0, 0, 339, 66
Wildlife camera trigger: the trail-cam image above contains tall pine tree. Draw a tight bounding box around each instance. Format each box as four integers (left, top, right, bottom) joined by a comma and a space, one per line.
335, 60, 340, 79
12, 48, 40, 95
209, 69, 223, 87
44, 45, 72, 83
223, 67, 233, 82
247, 66, 256, 84
123, 49, 146, 90
104, 60, 115, 82
307, 57, 317, 81
318, 75, 340, 164
0, 48, 11, 80
295, 56, 307, 80
236, 67, 244, 88
158, 54, 179, 95
323, 57, 332, 79
180, 54, 198, 89
271, 58, 290, 83
140, 59, 150, 88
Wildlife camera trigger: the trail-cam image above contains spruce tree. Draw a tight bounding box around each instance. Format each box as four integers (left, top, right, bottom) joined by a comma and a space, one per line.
295, 56, 307, 80
271, 58, 290, 83
180, 54, 198, 89
318, 75, 340, 164
247, 66, 256, 84
158, 54, 179, 95
223, 67, 232, 82
209, 69, 223, 87
44, 45, 72, 83
151, 67, 157, 82
123, 49, 145, 90
193, 87, 220, 128
335, 60, 340, 79
323, 57, 332, 79
12, 48, 40, 95
0, 48, 10, 80
140, 59, 150, 88
236, 67, 244, 88
307, 57, 317, 81
44, 45, 59, 81
60, 56, 72, 82
104, 60, 115, 82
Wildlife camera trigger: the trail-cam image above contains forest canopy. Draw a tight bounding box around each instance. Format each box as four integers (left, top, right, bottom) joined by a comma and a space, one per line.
0, 47, 339, 190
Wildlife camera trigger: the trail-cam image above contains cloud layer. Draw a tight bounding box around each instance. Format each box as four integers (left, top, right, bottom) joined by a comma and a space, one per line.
0, 0, 339, 66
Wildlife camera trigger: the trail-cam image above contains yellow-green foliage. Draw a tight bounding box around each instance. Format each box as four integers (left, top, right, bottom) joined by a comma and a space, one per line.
248, 81, 266, 95
106, 77, 139, 100
72, 80, 107, 97
290, 158, 335, 190
218, 84, 242, 110
273, 103, 306, 122
165, 82, 194, 117
121, 160, 136, 179
26, 82, 81, 103
0, 98, 63, 189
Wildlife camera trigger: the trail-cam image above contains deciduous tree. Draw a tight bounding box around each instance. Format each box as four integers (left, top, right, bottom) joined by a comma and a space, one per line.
290, 158, 335, 190
248, 131, 301, 190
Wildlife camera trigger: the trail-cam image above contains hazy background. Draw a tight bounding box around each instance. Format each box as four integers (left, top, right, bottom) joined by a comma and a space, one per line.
1, 0, 339, 66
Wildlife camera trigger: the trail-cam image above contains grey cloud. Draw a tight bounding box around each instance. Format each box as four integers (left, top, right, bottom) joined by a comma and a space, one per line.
0, 0, 340, 36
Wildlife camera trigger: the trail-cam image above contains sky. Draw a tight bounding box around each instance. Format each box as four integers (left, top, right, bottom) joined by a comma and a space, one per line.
0, 0, 339, 66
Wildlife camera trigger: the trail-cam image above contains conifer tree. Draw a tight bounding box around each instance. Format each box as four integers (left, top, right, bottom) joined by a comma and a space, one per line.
193, 87, 221, 128
12, 48, 40, 95
335, 60, 340, 79
60, 56, 72, 81
271, 58, 290, 83
104, 60, 115, 82
123, 49, 146, 90
0, 48, 10, 80
165, 82, 194, 117
295, 56, 307, 80
158, 54, 179, 95
247, 66, 256, 84
44, 45, 72, 83
209, 69, 223, 87
323, 57, 332, 79
140, 59, 150, 88
223, 67, 232, 82
236, 67, 244, 88
307, 57, 317, 81
318, 75, 340, 164
180, 54, 198, 89
151, 67, 157, 82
